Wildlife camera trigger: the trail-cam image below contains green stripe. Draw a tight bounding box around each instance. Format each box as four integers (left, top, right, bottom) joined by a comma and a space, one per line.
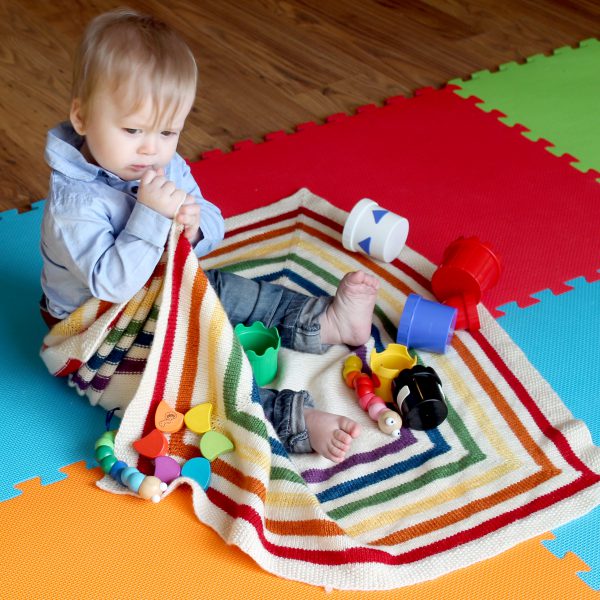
222, 328, 269, 440
219, 251, 486, 522
224, 253, 397, 344
270, 466, 307, 485
327, 398, 486, 520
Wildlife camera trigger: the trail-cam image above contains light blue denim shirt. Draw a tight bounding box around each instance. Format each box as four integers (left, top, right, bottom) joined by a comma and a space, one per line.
41, 122, 225, 318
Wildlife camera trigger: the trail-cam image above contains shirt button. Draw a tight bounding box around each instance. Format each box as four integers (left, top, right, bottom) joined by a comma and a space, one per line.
131, 186, 139, 194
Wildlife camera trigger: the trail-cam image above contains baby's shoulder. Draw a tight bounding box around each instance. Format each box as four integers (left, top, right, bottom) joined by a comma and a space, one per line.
47, 172, 115, 217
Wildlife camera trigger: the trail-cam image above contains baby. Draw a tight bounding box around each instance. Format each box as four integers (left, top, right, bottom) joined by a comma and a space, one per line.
40, 9, 379, 463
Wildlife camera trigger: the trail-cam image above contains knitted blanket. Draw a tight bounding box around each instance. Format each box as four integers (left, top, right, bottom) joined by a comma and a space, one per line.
41, 189, 600, 591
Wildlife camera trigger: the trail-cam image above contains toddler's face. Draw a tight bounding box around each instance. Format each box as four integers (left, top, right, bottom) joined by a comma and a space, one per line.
72, 89, 192, 181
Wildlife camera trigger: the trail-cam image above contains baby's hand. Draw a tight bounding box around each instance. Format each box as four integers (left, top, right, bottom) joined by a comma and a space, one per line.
137, 168, 188, 219
176, 199, 202, 245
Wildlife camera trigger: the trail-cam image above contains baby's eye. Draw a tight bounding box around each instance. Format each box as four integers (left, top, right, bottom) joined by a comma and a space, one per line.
161, 130, 177, 137
124, 128, 140, 134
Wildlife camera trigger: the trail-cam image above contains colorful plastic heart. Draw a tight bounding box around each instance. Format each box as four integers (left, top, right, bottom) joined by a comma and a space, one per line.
132, 428, 169, 459
181, 457, 211, 490
200, 430, 234, 461
154, 455, 181, 484
154, 400, 185, 433
184, 403, 212, 434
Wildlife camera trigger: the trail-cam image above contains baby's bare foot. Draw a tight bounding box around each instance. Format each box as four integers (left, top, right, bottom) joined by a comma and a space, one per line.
319, 270, 379, 346
304, 408, 361, 463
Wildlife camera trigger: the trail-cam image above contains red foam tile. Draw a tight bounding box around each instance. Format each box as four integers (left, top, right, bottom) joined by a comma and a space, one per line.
191, 87, 599, 313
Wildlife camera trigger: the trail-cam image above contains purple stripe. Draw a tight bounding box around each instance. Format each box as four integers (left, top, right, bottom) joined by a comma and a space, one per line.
115, 357, 147, 373
301, 429, 418, 484
86, 358, 147, 392
69, 372, 90, 391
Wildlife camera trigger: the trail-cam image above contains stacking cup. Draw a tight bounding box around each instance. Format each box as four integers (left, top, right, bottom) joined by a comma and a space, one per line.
394, 365, 448, 430
234, 321, 281, 386
431, 236, 501, 303
396, 293, 457, 354
342, 198, 409, 263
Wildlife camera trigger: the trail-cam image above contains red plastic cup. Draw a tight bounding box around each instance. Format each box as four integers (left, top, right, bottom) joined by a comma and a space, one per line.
442, 293, 480, 331
431, 237, 501, 304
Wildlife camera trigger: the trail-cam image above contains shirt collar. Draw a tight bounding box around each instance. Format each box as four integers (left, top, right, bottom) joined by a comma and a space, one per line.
45, 122, 122, 183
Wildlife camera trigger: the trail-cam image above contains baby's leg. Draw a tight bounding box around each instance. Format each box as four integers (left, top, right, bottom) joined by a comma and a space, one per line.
304, 408, 361, 463
319, 271, 379, 346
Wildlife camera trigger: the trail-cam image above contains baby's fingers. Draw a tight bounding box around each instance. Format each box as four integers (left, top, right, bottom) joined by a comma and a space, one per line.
140, 168, 158, 186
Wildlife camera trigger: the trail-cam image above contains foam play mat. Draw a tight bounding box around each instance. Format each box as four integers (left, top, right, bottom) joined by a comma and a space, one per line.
451, 38, 600, 175
2, 39, 600, 597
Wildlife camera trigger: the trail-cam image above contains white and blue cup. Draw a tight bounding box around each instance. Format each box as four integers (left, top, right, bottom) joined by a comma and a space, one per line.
342, 198, 409, 263
396, 293, 457, 354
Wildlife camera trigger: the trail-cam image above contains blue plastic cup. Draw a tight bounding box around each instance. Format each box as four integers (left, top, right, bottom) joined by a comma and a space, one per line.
396, 293, 457, 353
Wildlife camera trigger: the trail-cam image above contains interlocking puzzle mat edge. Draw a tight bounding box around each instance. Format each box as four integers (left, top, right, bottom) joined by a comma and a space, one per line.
2, 460, 596, 599
450, 38, 600, 177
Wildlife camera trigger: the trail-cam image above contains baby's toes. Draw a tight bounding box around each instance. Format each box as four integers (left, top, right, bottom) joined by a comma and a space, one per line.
331, 434, 351, 451
339, 418, 361, 439
328, 444, 346, 462
333, 429, 353, 446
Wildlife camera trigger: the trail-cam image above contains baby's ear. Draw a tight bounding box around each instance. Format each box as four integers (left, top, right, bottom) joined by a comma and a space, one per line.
70, 98, 86, 135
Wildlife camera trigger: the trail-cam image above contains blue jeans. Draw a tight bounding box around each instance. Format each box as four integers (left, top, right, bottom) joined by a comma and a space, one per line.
205, 269, 332, 454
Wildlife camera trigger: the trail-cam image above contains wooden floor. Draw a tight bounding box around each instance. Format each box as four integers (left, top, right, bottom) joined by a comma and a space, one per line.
1, 0, 598, 212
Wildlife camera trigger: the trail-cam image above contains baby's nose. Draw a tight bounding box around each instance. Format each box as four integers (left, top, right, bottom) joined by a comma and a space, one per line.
139, 136, 157, 155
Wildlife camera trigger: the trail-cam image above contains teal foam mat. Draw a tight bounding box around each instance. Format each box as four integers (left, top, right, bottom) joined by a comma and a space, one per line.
498, 275, 600, 589
0, 203, 108, 501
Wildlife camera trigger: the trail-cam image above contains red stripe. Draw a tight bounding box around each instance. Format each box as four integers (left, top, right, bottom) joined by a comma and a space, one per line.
225, 206, 342, 239
225, 206, 430, 291
208, 474, 597, 565
202, 218, 600, 561
472, 329, 600, 479
138, 235, 191, 473
55, 358, 83, 377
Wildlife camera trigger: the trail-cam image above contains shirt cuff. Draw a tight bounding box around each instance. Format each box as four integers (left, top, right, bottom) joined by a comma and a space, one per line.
125, 202, 172, 247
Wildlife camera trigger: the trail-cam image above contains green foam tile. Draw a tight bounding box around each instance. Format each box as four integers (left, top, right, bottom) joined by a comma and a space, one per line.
450, 38, 600, 174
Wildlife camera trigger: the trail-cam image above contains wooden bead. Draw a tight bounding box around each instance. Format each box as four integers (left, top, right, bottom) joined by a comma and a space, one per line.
99, 454, 118, 474
133, 429, 169, 459
137, 476, 168, 503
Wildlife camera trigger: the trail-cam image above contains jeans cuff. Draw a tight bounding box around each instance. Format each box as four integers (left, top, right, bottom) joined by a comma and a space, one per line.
290, 296, 332, 354
286, 390, 314, 454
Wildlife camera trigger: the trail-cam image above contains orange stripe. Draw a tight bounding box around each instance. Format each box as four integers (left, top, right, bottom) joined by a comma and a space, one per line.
212, 458, 267, 502
455, 336, 557, 471
170, 267, 208, 460
372, 470, 557, 545
265, 517, 344, 537
190, 223, 564, 540
214, 221, 424, 296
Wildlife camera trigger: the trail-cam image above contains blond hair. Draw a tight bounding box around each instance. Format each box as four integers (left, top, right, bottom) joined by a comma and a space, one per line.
72, 8, 197, 127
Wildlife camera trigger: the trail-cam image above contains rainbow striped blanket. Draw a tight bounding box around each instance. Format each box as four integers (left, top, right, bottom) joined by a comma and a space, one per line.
41, 189, 600, 590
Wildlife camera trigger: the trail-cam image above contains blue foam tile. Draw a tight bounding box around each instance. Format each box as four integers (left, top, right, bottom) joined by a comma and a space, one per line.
542, 510, 600, 590
0, 203, 107, 501
497, 276, 600, 444
498, 275, 600, 589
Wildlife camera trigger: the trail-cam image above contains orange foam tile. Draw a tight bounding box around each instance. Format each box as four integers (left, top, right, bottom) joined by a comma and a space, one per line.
1, 461, 595, 599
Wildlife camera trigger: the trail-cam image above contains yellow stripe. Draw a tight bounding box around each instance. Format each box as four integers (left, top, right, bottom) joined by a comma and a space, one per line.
211, 221, 524, 535
231, 441, 272, 474
211, 236, 404, 315
266, 491, 321, 508
345, 355, 521, 537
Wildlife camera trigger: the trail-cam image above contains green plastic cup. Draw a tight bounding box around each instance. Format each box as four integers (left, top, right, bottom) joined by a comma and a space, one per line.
234, 321, 281, 386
